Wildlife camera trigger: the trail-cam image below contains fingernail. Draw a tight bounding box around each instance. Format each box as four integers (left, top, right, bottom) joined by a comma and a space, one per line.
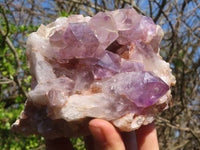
89, 125, 106, 143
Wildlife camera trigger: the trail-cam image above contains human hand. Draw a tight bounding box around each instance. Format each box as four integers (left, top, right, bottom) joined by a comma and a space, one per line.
45, 119, 159, 150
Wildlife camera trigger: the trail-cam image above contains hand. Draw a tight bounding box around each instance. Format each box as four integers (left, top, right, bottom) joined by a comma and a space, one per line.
45, 119, 159, 150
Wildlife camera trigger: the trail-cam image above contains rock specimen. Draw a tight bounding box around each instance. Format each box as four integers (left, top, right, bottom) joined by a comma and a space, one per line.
11, 8, 176, 139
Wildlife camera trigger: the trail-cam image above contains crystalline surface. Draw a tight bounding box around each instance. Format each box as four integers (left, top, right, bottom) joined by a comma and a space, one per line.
88, 12, 118, 49
95, 71, 169, 107
12, 8, 175, 138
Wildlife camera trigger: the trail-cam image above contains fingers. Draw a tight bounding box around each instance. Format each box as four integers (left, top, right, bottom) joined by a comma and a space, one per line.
135, 122, 159, 150
89, 119, 125, 150
45, 137, 74, 150
44, 121, 159, 150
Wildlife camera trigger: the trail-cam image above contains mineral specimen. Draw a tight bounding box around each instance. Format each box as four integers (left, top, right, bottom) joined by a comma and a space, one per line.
11, 8, 175, 139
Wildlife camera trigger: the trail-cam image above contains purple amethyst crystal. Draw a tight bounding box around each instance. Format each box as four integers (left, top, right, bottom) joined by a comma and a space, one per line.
12, 8, 175, 138
96, 71, 169, 107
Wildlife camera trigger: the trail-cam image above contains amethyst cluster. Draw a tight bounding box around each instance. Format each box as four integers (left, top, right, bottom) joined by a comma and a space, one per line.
12, 8, 175, 138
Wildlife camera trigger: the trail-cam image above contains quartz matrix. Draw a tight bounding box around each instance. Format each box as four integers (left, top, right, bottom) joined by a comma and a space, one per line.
12, 8, 175, 138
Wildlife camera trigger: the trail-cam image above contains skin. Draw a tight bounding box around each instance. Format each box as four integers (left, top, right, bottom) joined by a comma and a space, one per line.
45, 119, 159, 150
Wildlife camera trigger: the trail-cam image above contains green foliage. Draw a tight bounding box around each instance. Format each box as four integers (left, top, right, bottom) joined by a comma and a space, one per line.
70, 137, 86, 150
0, 103, 45, 150
0, 6, 86, 150
0, 10, 45, 149
59, 11, 73, 17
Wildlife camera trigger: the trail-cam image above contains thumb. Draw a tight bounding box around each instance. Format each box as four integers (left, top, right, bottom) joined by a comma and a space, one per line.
89, 119, 125, 150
